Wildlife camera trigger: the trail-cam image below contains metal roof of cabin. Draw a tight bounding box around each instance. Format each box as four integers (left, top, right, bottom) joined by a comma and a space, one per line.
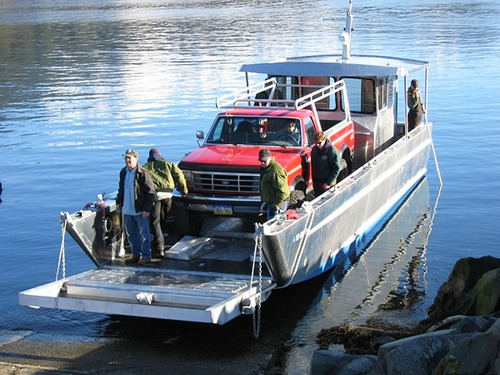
240, 54, 430, 78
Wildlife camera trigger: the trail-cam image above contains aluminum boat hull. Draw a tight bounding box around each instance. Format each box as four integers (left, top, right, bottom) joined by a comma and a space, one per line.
262, 125, 430, 287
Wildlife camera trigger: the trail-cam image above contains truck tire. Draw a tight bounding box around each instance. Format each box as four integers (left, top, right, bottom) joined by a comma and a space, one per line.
337, 158, 349, 182
188, 211, 204, 236
289, 189, 306, 209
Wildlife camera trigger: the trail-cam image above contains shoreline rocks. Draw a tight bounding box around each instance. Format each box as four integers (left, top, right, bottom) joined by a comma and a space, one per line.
311, 256, 500, 375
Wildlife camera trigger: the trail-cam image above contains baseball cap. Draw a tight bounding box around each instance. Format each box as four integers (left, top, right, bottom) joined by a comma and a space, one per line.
124, 149, 138, 158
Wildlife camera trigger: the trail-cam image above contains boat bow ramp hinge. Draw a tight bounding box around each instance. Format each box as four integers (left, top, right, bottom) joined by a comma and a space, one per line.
136, 292, 154, 304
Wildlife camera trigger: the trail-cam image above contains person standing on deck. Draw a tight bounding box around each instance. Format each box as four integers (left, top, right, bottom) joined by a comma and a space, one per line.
311, 131, 341, 198
143, 148, 188, 258
116, 149, 155, 265
258, 149, 290, 221
407, 79, 425, 131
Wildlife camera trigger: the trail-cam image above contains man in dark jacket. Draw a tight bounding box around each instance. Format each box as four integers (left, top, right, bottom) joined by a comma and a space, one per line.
143, 148, 188, 258
258, 149, 290, 220
116, 149, 155, 265
311, 131, 341, 198
407, 79, 425, 131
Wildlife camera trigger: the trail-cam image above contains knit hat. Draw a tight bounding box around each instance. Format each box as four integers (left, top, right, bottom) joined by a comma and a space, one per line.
148, 148, 164, 162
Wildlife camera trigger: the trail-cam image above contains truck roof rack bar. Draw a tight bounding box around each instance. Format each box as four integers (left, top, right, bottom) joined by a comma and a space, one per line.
294, 80, 350, 124
215, 79, 350, 121
216, 77, 280, 108
294, 80, 346, 110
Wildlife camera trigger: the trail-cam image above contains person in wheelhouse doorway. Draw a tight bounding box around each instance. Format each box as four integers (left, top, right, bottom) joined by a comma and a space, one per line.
258, 148, 290, 221
311, 131, 341, 198
116, 149, 155, 265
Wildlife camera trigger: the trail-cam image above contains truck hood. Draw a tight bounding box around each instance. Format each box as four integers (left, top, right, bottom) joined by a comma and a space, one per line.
179, 145, 305, 173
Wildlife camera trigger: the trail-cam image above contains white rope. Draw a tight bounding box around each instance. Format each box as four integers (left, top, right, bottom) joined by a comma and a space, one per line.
424, 113, 443, 188
56, 214, 67, 281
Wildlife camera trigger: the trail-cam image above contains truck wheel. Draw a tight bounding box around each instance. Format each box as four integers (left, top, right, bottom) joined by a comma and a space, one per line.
289, 189, 306, 209
337, 158, 349, 182
176, 208, 202, 236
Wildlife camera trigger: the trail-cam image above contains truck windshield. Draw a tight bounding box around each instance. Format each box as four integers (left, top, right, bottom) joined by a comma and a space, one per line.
206, 116, 302, 147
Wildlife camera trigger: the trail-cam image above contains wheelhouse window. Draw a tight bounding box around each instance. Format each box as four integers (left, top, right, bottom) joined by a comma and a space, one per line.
342, 77, 375, 114
377, 78, 389, 111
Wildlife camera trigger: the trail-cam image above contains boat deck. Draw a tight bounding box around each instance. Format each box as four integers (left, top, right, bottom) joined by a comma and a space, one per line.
21, 219, 275, 325
107, 233, 266, 278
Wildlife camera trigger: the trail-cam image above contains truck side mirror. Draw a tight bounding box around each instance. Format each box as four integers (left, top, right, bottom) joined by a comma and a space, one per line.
196, 130, 205, 147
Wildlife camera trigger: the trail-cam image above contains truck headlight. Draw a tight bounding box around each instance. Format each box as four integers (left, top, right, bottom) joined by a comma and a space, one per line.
182, 170, 193, 187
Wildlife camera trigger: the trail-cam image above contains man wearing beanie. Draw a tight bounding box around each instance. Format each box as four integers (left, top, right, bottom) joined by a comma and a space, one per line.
143, 148, 188, 258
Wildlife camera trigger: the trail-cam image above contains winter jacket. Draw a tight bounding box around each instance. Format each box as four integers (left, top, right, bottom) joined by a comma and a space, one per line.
311, 139, 341, 186
259, 158, 290, 209
116, 165, 155, 214
143, 159, 188, 196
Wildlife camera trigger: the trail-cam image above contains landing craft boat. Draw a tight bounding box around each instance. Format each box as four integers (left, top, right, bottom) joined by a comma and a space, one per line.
19, 1, 440, 329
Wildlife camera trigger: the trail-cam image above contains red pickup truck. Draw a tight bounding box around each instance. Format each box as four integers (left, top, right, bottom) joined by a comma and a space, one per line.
175, 78, 355, 231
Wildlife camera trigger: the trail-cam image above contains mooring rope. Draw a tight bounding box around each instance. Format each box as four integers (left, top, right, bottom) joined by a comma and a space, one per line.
56, 213, 67, 281
425, 113, 443, 188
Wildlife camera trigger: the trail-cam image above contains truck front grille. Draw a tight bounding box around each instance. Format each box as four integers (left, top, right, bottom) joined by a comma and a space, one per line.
192, 171, 260, 194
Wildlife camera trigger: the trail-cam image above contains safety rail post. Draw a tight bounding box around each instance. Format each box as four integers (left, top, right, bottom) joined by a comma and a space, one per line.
294, 80, 347, 126
216, 77, 278, 108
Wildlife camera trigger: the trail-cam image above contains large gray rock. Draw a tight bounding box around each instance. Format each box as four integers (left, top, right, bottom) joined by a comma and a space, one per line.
376, 329, 474, 375
427, 314, 498, 334
314, 317, 500, 375
311, 350, 378, 375
470, 268, 500, 315
424, 256, 500, 327
432, 317, 500, 375
311, 257, 500, 375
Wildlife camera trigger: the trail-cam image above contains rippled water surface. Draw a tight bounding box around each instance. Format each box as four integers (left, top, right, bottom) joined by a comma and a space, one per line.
1, 0, 499, 372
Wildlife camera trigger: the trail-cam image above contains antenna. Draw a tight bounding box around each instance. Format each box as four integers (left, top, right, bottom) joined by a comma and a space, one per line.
341, 0, 353, 60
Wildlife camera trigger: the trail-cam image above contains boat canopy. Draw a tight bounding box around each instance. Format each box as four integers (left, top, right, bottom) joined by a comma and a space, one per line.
240, 54, 430, 78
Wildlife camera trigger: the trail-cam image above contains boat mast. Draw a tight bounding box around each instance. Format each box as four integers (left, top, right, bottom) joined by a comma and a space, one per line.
341, 0, 353, 60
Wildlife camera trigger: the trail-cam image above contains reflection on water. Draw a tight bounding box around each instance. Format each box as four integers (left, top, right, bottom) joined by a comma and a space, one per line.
286, 178, 434, 374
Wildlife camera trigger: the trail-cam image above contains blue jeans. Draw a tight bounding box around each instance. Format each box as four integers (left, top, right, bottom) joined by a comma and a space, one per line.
123, 214, 151, 258
263, 201, 288, 221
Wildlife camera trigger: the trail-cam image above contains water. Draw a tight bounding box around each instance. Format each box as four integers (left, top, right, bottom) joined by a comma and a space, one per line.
1, 0, 499, 372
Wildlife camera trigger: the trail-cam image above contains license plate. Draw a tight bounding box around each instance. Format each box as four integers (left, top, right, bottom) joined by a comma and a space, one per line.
214, 205, 233, 215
